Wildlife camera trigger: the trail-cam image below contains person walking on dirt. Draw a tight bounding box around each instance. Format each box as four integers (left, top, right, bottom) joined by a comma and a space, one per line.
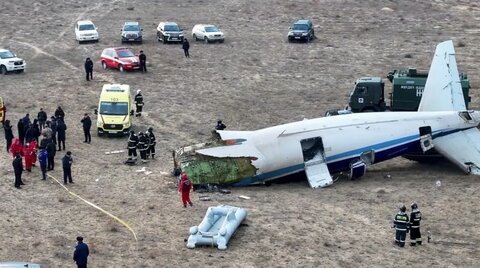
80, 113, 92, 144
4, 119, 14, 152
137, 132, 149, 163
139, 50, 147, 73
10, 137, 23, 159
134, 89, 144, 117
179, 172, 193, 207
13, 153, 24, 189
62, 151, 74, 184
73, 236, 89, 268
46, 139, 56, 171
55, 106, 65, 120
409, 202, 422, 246
393, 205, 409, 247
127, 130, 138, 161
56, 118, 67, 151
23, 142, 35, 172
182, 38, 190, 58
146, 127, 156, 159
17, 119, 25, 145
38, 148, 48, 180
37, 108, 47, 131
84, 57, 93, 81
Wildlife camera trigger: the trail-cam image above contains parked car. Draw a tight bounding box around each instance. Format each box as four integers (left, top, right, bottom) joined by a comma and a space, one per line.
287, 19, 314, 42
192, 24, 225, 43
156, 22, 184, 43
0, 49, 26, 74
75, 20, 99, 43
121, 22, 143, 43
99, 48, 140, 72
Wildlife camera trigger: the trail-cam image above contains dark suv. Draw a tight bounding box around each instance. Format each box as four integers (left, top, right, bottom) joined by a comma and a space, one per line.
287, 19, 314, 42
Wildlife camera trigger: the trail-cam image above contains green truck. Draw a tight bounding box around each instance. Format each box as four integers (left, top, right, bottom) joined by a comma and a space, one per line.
347, 68, 471, 113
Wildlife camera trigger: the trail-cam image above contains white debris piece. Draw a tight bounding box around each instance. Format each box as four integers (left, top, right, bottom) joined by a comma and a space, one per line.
436, 180, 442, 187
238, 195, 250, 200
105, 150, 125, 155
136, 167, 146, 173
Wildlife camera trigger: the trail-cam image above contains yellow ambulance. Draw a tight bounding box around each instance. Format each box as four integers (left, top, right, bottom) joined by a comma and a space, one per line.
95, 84, 133, 136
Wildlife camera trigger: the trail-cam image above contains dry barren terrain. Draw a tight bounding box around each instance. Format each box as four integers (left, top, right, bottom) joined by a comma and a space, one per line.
1, 0, 480, 267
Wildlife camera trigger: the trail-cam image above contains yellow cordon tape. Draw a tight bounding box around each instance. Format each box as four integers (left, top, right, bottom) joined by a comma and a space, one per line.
47, 174, 138, 241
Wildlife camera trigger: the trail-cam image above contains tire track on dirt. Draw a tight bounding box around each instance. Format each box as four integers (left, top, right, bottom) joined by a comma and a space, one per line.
14, 40, 116, 84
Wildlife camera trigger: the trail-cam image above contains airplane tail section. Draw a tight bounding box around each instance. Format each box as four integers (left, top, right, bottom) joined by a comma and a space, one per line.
418, 40, 466, 112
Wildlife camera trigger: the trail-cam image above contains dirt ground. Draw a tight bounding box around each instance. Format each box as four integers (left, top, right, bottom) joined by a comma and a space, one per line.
1, 0, 480, 267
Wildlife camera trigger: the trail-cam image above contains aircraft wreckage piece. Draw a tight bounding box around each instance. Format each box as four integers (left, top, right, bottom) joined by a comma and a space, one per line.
174, 40, 480, 188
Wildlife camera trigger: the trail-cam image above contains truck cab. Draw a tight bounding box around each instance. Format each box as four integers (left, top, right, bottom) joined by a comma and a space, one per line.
95, 84, 134, 136
348, 77, 386, 112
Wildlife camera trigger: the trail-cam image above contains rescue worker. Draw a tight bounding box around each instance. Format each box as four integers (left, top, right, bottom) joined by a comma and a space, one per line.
13, 153, 24, 189
73, 236, 89, 268
4, 119, 14, 152
127, 130, 138, 161
178, 172, 193, 207
138, 132, 149, 163
182, 38, 190, 58
17, 119, 25, 144
23, 142, 35, 172
215, 120, 226, 130
84, 57, 93, 81
29, 140, 38, 167
10, 137, 23, 159
409, 202, 422, 246
38, 148, 48, 180
46, 139, 56, 171
55, 106, 65, 119
393, 205, 409, 247
134, 89, 144, 117
139, 50, 147, 73
80, 113, 92, 144
62, 151, 74, 184
56, 118, 67, 151
37, 108, 47, 131
146, 127, 156, 159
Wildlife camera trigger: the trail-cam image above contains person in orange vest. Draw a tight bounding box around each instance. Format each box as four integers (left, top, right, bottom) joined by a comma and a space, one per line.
178, 172, 193, 208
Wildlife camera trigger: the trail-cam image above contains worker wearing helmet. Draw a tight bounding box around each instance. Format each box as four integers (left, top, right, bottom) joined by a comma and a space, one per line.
393, 205, 409, 247
146, 127, 156, 159
137, 132, 149, 163
409, 202, 422, 246
127, 130, 138, 161
134, 89, 144, 117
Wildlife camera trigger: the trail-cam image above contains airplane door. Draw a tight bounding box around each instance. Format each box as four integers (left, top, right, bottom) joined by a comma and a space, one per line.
300, 137, 333, 188
419, 126, 434, 152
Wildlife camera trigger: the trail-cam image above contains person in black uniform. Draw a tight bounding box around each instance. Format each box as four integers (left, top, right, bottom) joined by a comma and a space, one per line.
4, 120, 14, 152
37, 108, 47, 131
50, 116, 57, 144
146, 127, 156, 159
73, 236, 89, 268
127, 130, 138, 161
393, 205, 409, 247
409, 202, 422, 246
46, 139, 56, 171
138, 132, 149, 163
13, 153, 24, 188
84, 58, 93, 81
17, 119, 25, 144
215, 120, 226, 130
56, 118, 67, 151
62, 151, 74, 184
80, 113, 92, 143
182, 38, 190, 58
55, 106, 65, 120
134, 89, 144, 117
139, 50, 147, 73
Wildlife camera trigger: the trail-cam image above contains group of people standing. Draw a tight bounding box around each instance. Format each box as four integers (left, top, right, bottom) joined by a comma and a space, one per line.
127, 127, 156, 163
393, 202, 423, 247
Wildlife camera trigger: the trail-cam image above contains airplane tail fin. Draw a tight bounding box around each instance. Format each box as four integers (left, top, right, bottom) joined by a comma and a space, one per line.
418, 40, 466, 112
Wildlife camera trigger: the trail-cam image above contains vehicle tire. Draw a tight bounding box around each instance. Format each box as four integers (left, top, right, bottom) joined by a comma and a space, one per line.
193, 34, 198, 41
204, 37, 209, 43
17, 69, 24, 73
118, 64, 124, 72
101, 61, 107, 70
0, 65, 7, 75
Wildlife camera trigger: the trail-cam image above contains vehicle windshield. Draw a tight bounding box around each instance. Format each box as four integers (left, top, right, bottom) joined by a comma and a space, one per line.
124, 25, 140, 31
165, 25, 180, 31
293, 24, 309, 31
117, 50, 135, 58
79, 24, 95, 31
205, 26, 219, 32
99, 101, 128, 115
0, 51, 15, 59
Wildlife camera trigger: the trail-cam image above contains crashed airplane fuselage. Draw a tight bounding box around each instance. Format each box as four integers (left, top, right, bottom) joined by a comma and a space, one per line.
174, 40, 480, 188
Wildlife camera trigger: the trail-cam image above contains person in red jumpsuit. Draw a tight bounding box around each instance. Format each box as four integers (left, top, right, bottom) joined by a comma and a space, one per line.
29, 140, 37, 167
178, 172, 193, 208
23, 142, 35, 172
10, 138, 23, 158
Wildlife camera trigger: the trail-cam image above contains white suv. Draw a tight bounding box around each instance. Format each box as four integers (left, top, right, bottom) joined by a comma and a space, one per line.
156, 22, 184, 43
192, 24, 224, 43
0, 49, 26, 74
75, 20, 99, 43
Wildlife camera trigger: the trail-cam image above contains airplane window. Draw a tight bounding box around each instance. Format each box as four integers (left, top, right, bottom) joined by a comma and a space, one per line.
459, 111, 472, 121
